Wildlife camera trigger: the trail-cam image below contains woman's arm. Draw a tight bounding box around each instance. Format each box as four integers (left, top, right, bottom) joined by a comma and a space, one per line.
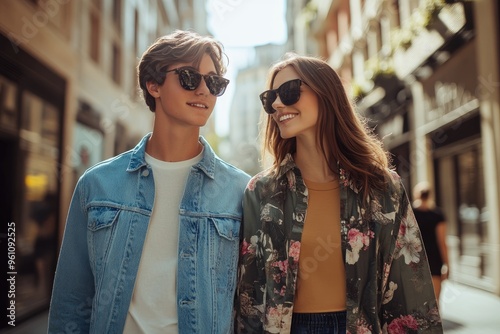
235, 182, 265, 333
382, 181, 443, 333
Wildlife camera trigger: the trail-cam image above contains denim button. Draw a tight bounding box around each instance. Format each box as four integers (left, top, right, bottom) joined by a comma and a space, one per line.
142, 169, 150, 177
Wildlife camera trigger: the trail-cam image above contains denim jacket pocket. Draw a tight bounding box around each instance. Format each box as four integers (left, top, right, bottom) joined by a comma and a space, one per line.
87, 205, 122, 275
87, 206, 121, 231
208, 217, 241, 293
210, 217, 240, 241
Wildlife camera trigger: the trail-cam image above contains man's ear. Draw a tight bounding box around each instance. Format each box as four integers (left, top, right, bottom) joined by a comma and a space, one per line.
146, 81, 160, 98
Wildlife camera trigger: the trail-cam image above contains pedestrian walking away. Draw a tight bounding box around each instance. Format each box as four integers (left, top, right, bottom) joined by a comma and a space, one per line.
413, 181, 450, 305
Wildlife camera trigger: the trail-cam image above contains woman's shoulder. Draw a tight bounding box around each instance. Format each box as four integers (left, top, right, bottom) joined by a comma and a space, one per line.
246, 168, 276, 192
369, 169, 407, 205
385, 169, 405, 193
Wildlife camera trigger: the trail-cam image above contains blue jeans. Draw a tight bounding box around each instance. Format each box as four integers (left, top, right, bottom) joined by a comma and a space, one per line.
291, 311, 347, 334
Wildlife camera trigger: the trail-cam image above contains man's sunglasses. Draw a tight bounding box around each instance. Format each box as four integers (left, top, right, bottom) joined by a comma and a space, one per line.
259, 79, 304, 114
165, 67, 229, 97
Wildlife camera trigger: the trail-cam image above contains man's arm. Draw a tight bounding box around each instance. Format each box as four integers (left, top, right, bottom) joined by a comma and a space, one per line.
48, 178, 95, 333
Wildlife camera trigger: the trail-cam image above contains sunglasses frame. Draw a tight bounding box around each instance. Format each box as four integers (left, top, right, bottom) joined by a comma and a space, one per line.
165, 67, 229, 97
259, 78, 304, 114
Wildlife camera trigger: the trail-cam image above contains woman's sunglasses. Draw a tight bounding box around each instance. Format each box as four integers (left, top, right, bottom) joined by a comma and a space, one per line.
259, 79, 304, 114
165, 67, 229, 97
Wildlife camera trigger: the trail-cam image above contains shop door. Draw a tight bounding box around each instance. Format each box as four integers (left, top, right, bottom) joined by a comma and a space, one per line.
435, 139, 490, 287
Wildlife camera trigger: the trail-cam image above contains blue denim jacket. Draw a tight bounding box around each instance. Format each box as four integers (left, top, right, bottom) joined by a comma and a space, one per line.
48, 134, 250, 333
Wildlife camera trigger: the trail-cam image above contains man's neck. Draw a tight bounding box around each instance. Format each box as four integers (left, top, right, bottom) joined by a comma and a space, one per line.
146, 130, 202, 162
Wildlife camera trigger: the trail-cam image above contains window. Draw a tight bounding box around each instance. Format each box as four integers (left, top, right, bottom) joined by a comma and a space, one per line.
110, 0, 123, 85
112, 0, 122, 31
89, 0, 101, 63
89, 10, 101, 63
1, 33, 65, 322
132, 9, 140, 98
0, 76, 18, 133
134, 9, 139, 57
18, 90, 62, 319
112, 43, 121, 84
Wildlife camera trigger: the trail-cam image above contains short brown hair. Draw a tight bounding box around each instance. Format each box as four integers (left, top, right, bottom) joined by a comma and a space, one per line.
138, 30, 227, 112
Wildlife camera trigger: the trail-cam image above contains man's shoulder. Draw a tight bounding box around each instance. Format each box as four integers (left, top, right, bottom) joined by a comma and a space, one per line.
214, 157, 251, 180
83, 149, 134, 178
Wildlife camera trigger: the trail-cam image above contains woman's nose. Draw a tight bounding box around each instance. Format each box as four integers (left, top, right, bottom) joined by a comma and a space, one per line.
271, 94, 284, 111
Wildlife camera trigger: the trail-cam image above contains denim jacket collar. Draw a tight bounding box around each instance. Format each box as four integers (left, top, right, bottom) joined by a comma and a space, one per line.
126, 133, 216, 179
194, 136, 216, 179
126, 133, 150, 172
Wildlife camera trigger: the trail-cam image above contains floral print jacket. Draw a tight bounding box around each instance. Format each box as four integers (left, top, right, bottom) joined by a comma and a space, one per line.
235, 154, 443, 334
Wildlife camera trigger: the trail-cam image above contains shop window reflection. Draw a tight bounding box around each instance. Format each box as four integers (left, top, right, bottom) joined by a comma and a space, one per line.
16, 90, 60, 318
0, 76, 18, 132
456, 147, 488, 279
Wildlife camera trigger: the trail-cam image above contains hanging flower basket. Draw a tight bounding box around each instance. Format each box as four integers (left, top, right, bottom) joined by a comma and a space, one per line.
423, 0, 446, 28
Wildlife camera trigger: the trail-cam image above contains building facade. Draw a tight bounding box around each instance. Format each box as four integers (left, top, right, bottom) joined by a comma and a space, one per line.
225, 44, 288, 175
303, 0, 500, 295
224, 0, 308, 174
0, 0, 205, 327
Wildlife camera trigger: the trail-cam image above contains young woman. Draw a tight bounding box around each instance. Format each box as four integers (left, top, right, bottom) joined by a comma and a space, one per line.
235, 54, 443, 333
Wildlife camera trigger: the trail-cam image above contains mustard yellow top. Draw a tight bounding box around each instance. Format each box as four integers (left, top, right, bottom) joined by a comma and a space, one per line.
293, 178, 346, 313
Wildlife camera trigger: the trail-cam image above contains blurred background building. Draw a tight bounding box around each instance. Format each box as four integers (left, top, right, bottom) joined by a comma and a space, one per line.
1, 0, 499, 329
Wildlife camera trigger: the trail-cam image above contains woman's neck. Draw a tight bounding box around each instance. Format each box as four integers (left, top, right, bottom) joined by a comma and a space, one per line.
295, 138, 336, 183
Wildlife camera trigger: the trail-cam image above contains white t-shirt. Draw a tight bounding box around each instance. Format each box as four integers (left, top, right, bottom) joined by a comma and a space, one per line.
123, 150, 203, 334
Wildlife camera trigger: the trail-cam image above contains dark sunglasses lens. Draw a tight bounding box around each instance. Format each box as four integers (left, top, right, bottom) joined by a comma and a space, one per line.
260, 91, 277, 114
205, 75, 229, 96
178, 69, 201, 90
279, 80, 301, 105
260, 79, 302, 114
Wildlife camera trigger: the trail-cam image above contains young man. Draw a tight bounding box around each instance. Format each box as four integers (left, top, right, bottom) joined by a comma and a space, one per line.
48, 30, 250, 333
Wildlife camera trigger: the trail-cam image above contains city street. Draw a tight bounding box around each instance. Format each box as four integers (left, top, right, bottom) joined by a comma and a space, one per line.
3, 280, 500, 334
2, 1, 500, 333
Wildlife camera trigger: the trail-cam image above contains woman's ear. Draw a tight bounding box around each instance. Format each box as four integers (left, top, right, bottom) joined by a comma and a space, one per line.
146, 81, 160, 98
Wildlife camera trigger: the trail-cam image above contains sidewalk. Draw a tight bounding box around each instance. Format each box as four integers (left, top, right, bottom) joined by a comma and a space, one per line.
2, 281, 500, 333
440, 280, 500, 334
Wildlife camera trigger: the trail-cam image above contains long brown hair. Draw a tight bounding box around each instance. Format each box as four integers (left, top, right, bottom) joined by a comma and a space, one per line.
263, 53, 392, 199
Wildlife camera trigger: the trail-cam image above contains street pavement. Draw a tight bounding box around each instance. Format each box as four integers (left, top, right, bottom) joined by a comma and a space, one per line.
440, 280, 500, 334
2, 280, 500, 333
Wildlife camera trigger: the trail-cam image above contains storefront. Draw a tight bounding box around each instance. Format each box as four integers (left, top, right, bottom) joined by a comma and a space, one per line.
432, 116, 491, 288
0, 33, 65, 325
418, 40, 495, 290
